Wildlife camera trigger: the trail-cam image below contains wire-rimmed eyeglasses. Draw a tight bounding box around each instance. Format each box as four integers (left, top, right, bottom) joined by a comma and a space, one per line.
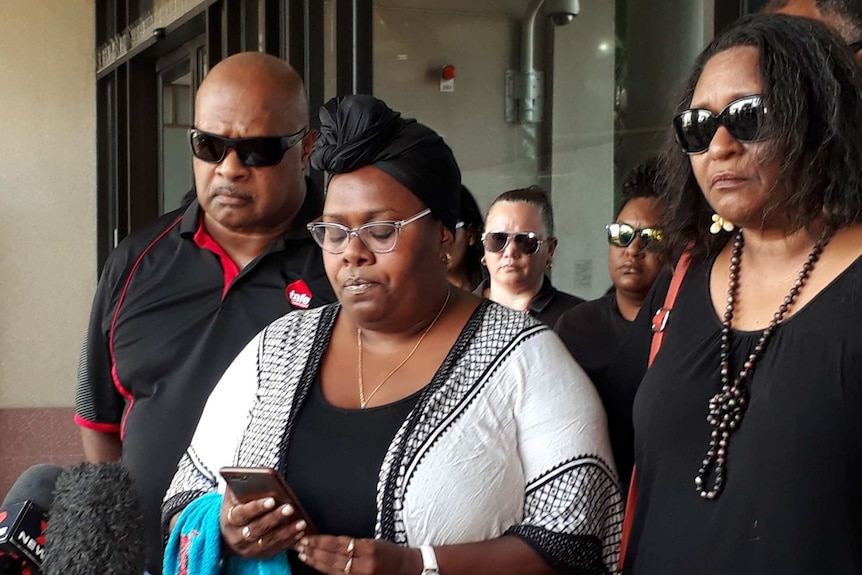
307, 208, 431, 254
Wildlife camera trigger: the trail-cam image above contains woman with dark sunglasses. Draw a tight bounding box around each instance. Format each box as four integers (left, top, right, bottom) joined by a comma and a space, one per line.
164, 95, 622, 575
621, 15, 862, 574
474, 186, 584, 328
554, 159, 666, 484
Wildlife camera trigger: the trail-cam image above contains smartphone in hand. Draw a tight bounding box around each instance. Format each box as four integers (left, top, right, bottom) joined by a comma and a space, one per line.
219, 466, 318, 534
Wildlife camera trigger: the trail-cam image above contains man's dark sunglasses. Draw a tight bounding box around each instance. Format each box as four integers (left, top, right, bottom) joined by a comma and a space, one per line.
188, 127, 309, 167
481, 231, 545, 255
672, 95, 767, 155
606, 223, 662, 249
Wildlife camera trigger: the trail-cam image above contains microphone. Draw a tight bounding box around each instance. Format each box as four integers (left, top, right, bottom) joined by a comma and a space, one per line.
0, 464, 64, 575
43, 462, 145, 575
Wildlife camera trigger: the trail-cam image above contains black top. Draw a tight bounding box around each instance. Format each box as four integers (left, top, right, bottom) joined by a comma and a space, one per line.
285, 381, 421, 575
474, 275, 584, 328
625, 253, 862, 574
74, 182, 336, 574
554, 293, 634, 482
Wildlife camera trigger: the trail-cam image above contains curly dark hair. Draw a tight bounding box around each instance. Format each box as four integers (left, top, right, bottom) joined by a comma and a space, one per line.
488, 185, 555, 237
616, 157, 661, 219
657, 13, 862, 261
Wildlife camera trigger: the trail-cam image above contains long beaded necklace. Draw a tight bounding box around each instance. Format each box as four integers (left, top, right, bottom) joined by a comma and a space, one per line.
357, 289, 451, 409
695, 229, 830, 499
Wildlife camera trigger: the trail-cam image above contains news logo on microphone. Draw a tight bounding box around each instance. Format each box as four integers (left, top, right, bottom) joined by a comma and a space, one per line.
0, 499, 48, 574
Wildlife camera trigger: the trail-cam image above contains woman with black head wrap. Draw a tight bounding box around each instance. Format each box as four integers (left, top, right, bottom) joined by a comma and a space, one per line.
164, 95, 622, 575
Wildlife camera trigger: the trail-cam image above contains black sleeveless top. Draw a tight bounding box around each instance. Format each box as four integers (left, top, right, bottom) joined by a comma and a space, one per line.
285, 379, 421, 574
625, 253, 862, 574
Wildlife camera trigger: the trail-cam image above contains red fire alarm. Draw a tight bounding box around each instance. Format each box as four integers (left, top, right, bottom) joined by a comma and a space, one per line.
440, 65, 456, 93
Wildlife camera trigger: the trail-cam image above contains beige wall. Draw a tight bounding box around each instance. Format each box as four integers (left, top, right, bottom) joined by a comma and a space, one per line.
0, 0, 96, 407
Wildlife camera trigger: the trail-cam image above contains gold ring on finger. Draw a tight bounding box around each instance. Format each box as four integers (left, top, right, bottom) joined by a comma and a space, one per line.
343, 557, 353, 573
346, 537, 355, 556
227, 505, 237, 525
242, 525, 254, 541
257, 537, 264, 547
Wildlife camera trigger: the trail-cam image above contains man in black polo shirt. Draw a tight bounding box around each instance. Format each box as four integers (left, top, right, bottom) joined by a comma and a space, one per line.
74, 52, 335, 574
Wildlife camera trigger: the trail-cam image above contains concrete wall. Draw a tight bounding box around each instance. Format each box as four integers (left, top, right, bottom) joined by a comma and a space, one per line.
0, 0, 95, 492
0, 0, 96, 408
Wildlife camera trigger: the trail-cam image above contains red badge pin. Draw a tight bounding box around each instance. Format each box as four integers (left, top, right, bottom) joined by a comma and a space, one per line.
286, 279, 313, 309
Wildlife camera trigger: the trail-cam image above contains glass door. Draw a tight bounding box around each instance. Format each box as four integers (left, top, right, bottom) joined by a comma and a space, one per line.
157, 38, 206, 215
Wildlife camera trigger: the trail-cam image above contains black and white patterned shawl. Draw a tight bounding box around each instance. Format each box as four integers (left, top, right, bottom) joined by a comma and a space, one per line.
163, 301, 623, 573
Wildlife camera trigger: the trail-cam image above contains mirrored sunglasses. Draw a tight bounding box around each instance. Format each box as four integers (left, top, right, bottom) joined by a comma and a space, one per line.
481, 231, 545, 255
672, 95, 767, 155
306, 208, 431, 254
606, 222, 662, 248
188, 127, 308, 167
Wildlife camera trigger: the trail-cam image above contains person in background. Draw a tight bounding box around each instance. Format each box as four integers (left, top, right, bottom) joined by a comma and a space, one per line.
766, 0, 862, 61
554, 159, 666, 482
446, 185, 486, 291
75, 52, 335, 574
624, 14, 862, 573
475, 185, 584, 328
162, 94, 622, 575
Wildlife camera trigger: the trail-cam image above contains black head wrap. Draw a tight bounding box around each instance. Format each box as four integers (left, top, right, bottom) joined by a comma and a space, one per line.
311, 94, 462, 231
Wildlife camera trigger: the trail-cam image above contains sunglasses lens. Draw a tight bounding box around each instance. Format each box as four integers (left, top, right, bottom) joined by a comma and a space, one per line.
639, 228, 663, 247
483, 232, 509, 253
607, 223, 635, 247
674, 110, 716, 154
513, 234, 540, 254
236, 137, 286, 167
724, 98, 762, 142
190, 131, 226, 163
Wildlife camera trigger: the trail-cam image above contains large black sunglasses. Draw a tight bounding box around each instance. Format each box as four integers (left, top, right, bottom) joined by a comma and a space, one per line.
606, 223, 662, 249
481, 231, 546, 255
188, 127, 309, 167
672, 95, 767, 155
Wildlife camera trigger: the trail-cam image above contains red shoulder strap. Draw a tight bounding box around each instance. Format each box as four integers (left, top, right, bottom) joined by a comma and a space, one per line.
617, 250, 693, 572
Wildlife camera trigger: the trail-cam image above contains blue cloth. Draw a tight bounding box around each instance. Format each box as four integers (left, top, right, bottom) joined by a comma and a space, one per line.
163, 492, 291, 575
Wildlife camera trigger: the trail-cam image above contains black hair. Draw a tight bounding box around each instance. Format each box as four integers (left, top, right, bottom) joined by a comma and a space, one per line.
457, 185, 486, 290
488, 185, 555, 237
766, 0, 862, 39
658, 13, 862, 261
616, 158, 662, 219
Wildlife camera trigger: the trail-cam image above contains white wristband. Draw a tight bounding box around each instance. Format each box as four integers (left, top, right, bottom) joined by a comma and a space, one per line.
420, 544, 439, 572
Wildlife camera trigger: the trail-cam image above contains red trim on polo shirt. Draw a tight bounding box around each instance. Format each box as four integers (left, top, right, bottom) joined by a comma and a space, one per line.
193, 217, 240, 299
74, 414, 122, 433
109, 215, 184, 439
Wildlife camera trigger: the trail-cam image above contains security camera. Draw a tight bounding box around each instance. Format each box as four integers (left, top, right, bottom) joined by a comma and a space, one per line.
544, 0, 579, 26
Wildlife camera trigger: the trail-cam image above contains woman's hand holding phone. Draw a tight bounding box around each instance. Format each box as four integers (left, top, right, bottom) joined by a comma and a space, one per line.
219, 467, 311, 558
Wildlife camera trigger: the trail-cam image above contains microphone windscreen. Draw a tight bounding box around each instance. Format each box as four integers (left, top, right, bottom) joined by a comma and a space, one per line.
43, 463, 145, 575
1, 465, 63, 509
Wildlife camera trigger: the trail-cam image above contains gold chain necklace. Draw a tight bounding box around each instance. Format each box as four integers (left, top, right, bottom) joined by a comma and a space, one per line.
357, 289, 451, 409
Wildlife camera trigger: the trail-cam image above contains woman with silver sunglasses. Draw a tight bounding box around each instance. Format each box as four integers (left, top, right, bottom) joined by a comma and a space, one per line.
554, 159, 666, 487
474, 185, 584, 328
